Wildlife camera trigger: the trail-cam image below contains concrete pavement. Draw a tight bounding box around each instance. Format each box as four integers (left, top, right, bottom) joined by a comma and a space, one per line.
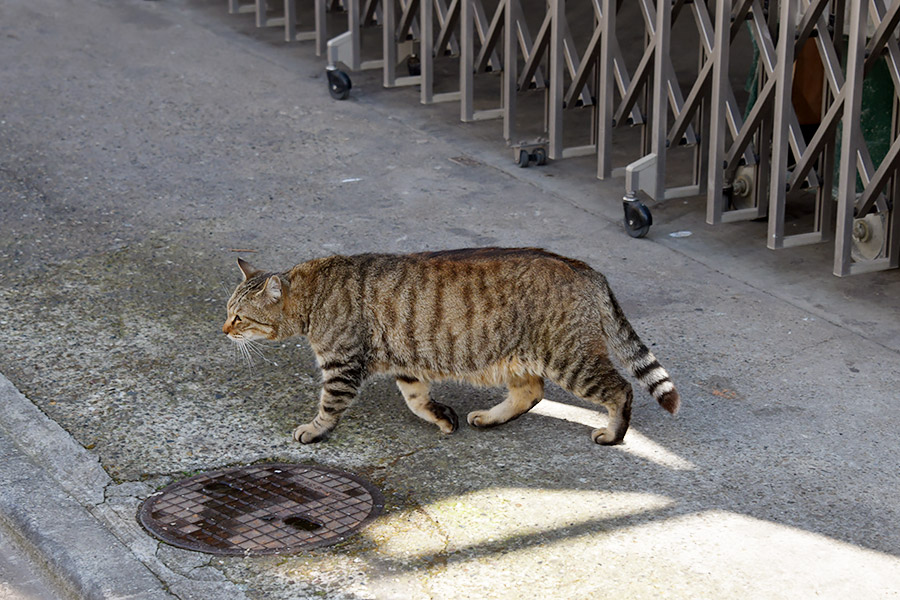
0, 520, 67, 600
1, 0, 900, 598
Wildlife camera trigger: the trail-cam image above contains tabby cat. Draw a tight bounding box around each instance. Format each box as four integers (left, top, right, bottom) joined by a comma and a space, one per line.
223, 248, 679, 445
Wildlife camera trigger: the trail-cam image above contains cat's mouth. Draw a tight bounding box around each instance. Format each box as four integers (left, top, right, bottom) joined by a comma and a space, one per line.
224, 328, 274, 343
226, 330, 256, 341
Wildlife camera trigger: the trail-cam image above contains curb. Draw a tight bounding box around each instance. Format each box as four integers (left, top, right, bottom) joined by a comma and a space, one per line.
0, 373, 176, 600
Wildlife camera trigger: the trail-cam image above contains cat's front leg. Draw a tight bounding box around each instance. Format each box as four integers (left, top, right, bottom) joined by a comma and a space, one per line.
294, 360, 364, 443
395, 375, 458, 434
293, 386, 357, 443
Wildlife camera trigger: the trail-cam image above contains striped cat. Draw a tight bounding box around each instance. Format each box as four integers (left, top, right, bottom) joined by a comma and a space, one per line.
223, 248, 679, 445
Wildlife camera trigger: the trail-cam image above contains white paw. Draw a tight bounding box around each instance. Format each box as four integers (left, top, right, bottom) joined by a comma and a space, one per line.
293, 423, 327, 444
467, 410, 491, 428
591, 427, 622, 445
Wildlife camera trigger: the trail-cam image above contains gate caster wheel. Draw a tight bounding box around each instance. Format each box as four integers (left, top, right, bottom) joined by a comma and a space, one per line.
517, 147, 548, 168
851, 212, 887, 261
623, 199, 652, 238
407, 55, 421, 77
518, 149, 531, 168
327, 69, 352, 100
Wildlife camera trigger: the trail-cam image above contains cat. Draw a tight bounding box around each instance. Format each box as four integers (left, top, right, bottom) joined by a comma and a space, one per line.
223, 247, 679, 445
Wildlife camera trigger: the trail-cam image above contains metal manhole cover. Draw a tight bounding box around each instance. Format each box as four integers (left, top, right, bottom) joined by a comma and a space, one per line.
138, 463, 384, 555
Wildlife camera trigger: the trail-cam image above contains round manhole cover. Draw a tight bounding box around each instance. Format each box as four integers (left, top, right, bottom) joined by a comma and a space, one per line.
138, 463, 384, 555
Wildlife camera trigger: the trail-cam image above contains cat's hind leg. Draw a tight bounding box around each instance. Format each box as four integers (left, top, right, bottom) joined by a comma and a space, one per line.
467, 374, 544, 428
553, 355, 633, 445
396, 375, 458, 434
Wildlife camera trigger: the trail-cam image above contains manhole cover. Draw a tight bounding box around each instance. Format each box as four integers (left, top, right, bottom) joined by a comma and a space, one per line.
138, 463, 384, 555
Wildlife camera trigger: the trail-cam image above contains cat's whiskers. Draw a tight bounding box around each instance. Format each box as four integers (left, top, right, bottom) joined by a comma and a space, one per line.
228, 335, 277, 371
227, 335, 255, 370
244, 339, 275, 364
240, 340, 255, 367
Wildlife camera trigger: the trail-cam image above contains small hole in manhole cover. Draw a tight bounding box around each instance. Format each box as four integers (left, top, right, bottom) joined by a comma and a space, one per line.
202, 482, 234, 494
283, 515, 324, 532
138, 464, 383, 555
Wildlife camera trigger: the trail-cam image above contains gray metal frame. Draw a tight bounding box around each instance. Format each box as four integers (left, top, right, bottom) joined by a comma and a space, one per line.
623, 0, 715, 202
327, 0, 384, 73
382, 0, 420, 89
223, 0, 900, 275
229, 0, 327, 53
461, 0, 531, 126
418, 0, 464, 104
700, 0, 899, 274
833, 0, 900, 274
383, 0, 464, 103
285, 0, 328, 52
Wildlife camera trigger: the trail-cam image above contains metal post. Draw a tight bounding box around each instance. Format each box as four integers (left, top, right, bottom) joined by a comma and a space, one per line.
596, 0, 615, 179
461, 0, 474, 121
503, 0, 516, 140
706, 0, 732, 224
890, 97, 900, 270
767, 0, 796, 250
649, 0, 670, 201
835, 0, 868, 275
256, 0, 266, 27
548, 0, 565, 159
316, 0, 327, 55
285, 0, 297, 41
421, 0, 434, 103
350, 0, 362, 70
384, 0, 398, 87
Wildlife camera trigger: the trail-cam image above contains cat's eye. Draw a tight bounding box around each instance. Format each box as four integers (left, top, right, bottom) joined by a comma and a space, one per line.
232, 315, 242, 324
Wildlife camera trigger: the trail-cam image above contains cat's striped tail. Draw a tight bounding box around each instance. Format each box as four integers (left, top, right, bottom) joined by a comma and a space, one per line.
595, 278, 680, 414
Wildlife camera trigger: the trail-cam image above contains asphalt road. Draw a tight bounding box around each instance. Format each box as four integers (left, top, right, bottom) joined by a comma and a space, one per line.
1, 0, 900, 599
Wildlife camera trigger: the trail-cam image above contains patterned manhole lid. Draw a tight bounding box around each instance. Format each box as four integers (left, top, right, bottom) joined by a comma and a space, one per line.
138, 463, 384, 555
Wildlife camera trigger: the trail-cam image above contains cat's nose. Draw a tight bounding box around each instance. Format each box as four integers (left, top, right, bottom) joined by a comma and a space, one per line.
222, 321, 231, 335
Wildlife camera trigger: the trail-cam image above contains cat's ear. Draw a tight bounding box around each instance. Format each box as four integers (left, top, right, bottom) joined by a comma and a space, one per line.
262, 275, 283, 303
237, 258, 260, 281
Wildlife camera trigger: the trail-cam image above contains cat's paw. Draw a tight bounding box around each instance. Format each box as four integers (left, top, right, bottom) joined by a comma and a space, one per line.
293, 423, 329, 444
432, 402, 459, 433
466, 410, 497, 428
591, 427, 624, 445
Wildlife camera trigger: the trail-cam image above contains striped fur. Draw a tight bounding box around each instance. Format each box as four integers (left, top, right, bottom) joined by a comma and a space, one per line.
223, 248, 680, 445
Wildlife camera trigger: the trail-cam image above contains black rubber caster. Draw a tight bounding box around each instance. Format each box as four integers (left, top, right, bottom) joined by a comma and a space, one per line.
407, 55, 421, 77
517, 147, 548, 168
518, 149, 530, 168
327, 69, 351, 100
623, 199, 652, 238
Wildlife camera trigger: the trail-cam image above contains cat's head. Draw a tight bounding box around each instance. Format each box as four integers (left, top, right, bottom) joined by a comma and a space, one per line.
223, 258, 288, 341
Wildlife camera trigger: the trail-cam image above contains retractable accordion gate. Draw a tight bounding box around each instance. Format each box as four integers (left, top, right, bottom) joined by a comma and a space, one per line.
226, 0, 900, 276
